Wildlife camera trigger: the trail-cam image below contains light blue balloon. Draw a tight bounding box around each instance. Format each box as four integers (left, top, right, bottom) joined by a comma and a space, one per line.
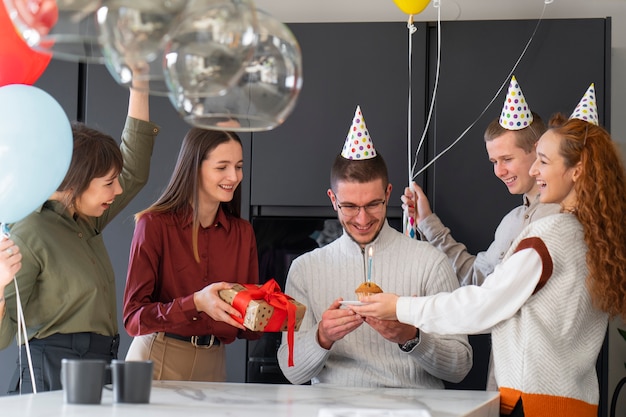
0, 84, 73, 224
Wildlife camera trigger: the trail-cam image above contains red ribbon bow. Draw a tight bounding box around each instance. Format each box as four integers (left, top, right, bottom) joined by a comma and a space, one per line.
231, 279, 297, 366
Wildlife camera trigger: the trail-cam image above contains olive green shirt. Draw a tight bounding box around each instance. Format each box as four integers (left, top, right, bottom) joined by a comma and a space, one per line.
0, 117, 159, 349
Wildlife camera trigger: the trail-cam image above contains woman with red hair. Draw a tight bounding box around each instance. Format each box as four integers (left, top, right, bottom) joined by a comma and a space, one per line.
353, 89, 626, 417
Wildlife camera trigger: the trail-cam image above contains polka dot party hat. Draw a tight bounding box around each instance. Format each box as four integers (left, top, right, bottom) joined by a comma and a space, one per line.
569, 83, 599, 125
341, 105, 377, 160
499, 76, 534, 130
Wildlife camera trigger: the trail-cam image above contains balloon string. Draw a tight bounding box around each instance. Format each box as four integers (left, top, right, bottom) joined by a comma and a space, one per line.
404, 0, 442, 238
411, 0, 442, 176
412, 0, 550, 179
1, 223, 37, 395
15, 276, 37, 394
403, 14, 417, 237
407, 14, 415, 186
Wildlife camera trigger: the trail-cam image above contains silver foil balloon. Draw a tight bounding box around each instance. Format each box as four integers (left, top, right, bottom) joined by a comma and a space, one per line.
97, 0, 187, 95
169, 8, 303, 132
164, 0, 258, 104
4, 0, 105, 63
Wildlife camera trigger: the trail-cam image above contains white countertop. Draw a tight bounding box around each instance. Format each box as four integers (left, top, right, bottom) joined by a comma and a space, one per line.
0, 381, 500, 417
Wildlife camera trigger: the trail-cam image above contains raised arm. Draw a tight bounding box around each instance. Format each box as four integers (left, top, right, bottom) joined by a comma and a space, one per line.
127, 74, 149, 121
404, 181, 515, 287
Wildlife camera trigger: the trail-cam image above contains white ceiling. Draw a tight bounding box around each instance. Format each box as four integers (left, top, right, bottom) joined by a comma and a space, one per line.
253, 0, 622, 23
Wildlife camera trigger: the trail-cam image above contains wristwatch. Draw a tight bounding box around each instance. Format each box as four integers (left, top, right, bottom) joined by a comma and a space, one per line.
399, 328, 420, 352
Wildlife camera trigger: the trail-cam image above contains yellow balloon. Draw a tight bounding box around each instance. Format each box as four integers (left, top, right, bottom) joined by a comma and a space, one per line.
393, 0, 431, 15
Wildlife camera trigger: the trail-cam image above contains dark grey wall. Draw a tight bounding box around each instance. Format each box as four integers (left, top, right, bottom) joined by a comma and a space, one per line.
250, 22, 428, 213
425, 18, 610, 253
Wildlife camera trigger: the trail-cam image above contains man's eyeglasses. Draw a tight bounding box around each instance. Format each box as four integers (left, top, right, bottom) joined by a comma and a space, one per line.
336, 200, 386, 217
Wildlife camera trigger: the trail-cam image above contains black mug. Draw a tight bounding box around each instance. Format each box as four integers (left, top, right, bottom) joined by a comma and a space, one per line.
61, 359, 107, 404
109, 359, 153, 404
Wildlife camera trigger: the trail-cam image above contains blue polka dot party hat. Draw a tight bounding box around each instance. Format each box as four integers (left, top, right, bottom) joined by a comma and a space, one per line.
341, 105, 377, 160
569, 83, 599, 125
499, 76, 534, 130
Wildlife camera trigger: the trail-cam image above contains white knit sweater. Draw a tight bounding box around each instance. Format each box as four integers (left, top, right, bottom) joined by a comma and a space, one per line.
277, 222, 472, 388
397, 213, 608, 416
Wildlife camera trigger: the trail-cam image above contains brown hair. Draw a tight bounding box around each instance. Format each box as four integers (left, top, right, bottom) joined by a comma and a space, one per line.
330, 153, 389, 193
549, 113, 626, 319
57, 122, 123, 216
137, 128, 243, 262
484, 112, 547, 153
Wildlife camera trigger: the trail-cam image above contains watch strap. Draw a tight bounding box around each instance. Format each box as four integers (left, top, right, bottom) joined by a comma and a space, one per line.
399, 328, 420, 352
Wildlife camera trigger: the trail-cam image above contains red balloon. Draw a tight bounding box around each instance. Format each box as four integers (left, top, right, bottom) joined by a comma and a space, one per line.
0, 2, 52, 87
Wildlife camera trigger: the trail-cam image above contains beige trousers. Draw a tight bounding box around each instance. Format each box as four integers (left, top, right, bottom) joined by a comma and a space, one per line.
126, 333, 226, 381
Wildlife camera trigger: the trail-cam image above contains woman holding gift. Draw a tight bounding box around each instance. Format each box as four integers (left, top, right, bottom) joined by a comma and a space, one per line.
123, 128, 260, 382
352, 86, 626, 417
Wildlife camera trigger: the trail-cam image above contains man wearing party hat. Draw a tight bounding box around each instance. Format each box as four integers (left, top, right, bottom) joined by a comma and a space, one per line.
404, 76, 559, 288
403, 76, 560, 389
276, 105, 472, 388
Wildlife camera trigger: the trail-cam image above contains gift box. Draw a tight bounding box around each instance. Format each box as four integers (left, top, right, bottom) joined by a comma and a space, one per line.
218, 279, 306, 332
219, 279, 306, 367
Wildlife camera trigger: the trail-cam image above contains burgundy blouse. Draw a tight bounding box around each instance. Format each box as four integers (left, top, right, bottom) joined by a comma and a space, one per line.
123, 207, 260, 344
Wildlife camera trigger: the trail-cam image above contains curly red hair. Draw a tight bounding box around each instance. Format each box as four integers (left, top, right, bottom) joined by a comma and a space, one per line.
549, 113, 626, 319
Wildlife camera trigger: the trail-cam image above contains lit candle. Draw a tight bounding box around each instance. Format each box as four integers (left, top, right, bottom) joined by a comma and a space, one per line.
367, 246, 373, 282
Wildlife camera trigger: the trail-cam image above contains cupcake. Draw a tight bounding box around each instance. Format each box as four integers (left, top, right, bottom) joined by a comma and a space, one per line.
355, 281, 383, 301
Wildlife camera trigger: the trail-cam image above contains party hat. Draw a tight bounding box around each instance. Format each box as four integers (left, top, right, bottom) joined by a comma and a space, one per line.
569, 83, 599, 125
499, 76, 534, 130
341, 105, 377, 160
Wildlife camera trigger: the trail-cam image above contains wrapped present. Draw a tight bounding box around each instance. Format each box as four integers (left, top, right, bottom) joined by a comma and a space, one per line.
219, 278, 306, 366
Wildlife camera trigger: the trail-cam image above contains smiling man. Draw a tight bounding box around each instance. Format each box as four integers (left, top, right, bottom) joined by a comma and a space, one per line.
276, 106, 472, 388
404, 76, 560, 288
402, 76, 561, 391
